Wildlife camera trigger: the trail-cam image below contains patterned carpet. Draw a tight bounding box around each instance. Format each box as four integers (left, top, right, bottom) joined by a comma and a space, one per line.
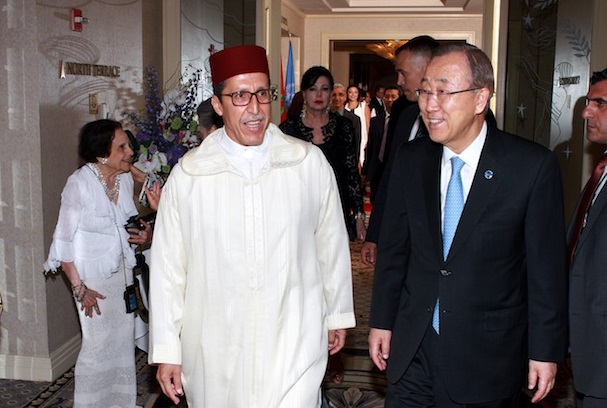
2, 348, 156, 408
323, 240, 386, 407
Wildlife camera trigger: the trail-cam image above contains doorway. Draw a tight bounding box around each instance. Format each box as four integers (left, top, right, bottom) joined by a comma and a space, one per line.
330, 40, 396, 93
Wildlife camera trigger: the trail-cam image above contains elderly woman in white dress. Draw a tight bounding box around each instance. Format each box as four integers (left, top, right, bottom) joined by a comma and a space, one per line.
44, 119, 151, 408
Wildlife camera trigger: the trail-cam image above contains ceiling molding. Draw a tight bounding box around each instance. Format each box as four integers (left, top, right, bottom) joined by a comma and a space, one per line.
330, 7, 465, 13
319, 28, 477, 67
304, 13, 483, 19
286, 0, 483, 15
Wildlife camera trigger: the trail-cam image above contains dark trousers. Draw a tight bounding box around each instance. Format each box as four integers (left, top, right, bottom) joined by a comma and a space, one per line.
385, 325, 520, 408
577, 392, 607, 408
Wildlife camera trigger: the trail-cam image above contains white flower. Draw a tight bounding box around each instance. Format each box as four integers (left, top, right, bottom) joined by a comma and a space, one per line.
134, 151, 168, 174
181, 130, 200, 146
160, 86, 188, 117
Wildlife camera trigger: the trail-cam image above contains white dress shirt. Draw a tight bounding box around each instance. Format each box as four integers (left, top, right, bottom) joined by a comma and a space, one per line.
440, 121, 488, 227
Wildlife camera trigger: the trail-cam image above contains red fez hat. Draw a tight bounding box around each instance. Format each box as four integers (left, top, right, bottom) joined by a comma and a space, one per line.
210, 45, 270, 86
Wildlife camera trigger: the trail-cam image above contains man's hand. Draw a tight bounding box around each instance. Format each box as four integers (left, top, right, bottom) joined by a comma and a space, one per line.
528, 360, 557, 403
361, 241, 377, 267
368, 328, 391, 371
328, 329, 347, 355
157, 363, 184, 405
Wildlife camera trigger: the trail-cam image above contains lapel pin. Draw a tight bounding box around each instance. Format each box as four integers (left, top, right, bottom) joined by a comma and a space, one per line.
484, 170, 494, 180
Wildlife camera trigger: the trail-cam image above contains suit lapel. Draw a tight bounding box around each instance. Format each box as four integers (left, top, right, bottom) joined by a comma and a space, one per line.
575, 184, 607, 253
446, 129, 503, 261
420, 142, 444, 261
403, 106, 420, 137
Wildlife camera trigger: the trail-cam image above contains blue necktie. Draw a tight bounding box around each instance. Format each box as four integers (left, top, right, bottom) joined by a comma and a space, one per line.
433, 156, 465, 334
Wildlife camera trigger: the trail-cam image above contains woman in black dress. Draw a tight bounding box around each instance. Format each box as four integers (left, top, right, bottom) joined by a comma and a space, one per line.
280, 66, 366, 242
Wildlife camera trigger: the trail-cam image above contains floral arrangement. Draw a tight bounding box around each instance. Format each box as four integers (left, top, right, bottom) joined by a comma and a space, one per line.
125, 66, 202, 177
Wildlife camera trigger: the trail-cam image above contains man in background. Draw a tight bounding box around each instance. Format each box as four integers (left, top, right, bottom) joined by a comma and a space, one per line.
149, 44, 355, 408
361, 35, 439, 266
569, 67, 607, 408
363, 85, 400, 202
369, 84, 386, 116
332, 83, 362, 162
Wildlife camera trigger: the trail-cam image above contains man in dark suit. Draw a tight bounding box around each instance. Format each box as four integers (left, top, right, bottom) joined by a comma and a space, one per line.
362, 85, 400, 202
569, 67, 607, 408
368, 43, 568, 407
369, 84, 386, 116
361, 35, 439, 266
332, 83, 362, 161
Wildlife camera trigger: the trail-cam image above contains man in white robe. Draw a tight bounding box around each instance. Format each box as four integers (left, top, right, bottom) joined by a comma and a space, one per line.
148, 44, 356, 408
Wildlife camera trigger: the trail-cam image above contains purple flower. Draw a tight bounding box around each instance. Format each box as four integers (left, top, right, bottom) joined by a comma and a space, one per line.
124, 66, 203, 176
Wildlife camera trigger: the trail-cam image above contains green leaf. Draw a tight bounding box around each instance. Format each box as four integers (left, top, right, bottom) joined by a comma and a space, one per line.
170, 117, 183, 130
189, 120, 199, 133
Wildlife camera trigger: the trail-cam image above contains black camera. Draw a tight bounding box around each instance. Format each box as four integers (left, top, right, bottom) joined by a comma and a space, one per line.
125, 215, 146, 232
124, 284, 139, 314
124, 213, 156, 233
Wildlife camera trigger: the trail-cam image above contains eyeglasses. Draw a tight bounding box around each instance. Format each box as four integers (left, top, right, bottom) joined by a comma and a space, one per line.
220, 88, 278, 106
585, 97, 607, 110
415, 87, 481, 103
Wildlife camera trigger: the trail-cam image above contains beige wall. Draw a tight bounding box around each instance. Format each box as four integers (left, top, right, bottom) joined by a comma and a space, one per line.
281, 0, 305, 92
0, 0, 48, 380
551, 0, 595, 219
0, 0, 155, 381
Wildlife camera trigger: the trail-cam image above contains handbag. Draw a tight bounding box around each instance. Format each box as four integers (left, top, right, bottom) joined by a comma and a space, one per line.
132, 253, 149, 322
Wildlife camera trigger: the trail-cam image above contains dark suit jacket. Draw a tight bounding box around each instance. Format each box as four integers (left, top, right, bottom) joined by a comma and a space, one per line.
366, 104, 421, 242
369, 96, 385, 116
569, 172, 607, 397
383, 97, 415, 161
369, 127, 568, 403
362, 111, 387, 202
341, 109, 362, 161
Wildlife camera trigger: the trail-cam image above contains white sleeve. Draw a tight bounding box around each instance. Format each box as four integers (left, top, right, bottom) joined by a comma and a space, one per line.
148, 169, 187, 365
44, 175, 85, 273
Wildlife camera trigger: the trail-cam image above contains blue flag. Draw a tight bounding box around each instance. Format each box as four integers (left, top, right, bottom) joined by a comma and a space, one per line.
285, 41, 295, 108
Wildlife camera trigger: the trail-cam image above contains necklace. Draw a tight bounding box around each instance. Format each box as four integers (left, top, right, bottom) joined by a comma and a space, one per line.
302, 111, 329, 130
91, 163, 120, 203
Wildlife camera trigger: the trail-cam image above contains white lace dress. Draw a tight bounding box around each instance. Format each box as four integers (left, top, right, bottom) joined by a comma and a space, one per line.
45, 164, 138, 408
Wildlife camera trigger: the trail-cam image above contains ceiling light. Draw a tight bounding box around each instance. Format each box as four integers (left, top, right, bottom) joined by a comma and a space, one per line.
366, 40, 407, 61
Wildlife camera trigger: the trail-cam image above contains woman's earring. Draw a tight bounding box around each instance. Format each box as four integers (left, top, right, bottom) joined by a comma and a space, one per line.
301, 100, 307, 119
101, 157, 108, 165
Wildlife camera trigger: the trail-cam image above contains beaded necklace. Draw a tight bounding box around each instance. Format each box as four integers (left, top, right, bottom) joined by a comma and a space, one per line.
90, 163, 120, 203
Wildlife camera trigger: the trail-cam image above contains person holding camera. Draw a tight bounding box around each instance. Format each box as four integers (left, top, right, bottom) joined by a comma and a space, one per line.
44, 119, 151, 408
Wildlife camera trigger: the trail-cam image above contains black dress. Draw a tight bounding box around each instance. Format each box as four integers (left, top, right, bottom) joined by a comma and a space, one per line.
280, 111, 364, 240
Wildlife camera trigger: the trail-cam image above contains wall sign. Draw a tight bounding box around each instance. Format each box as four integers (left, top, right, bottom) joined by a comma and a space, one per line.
59, 60, 121, 78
